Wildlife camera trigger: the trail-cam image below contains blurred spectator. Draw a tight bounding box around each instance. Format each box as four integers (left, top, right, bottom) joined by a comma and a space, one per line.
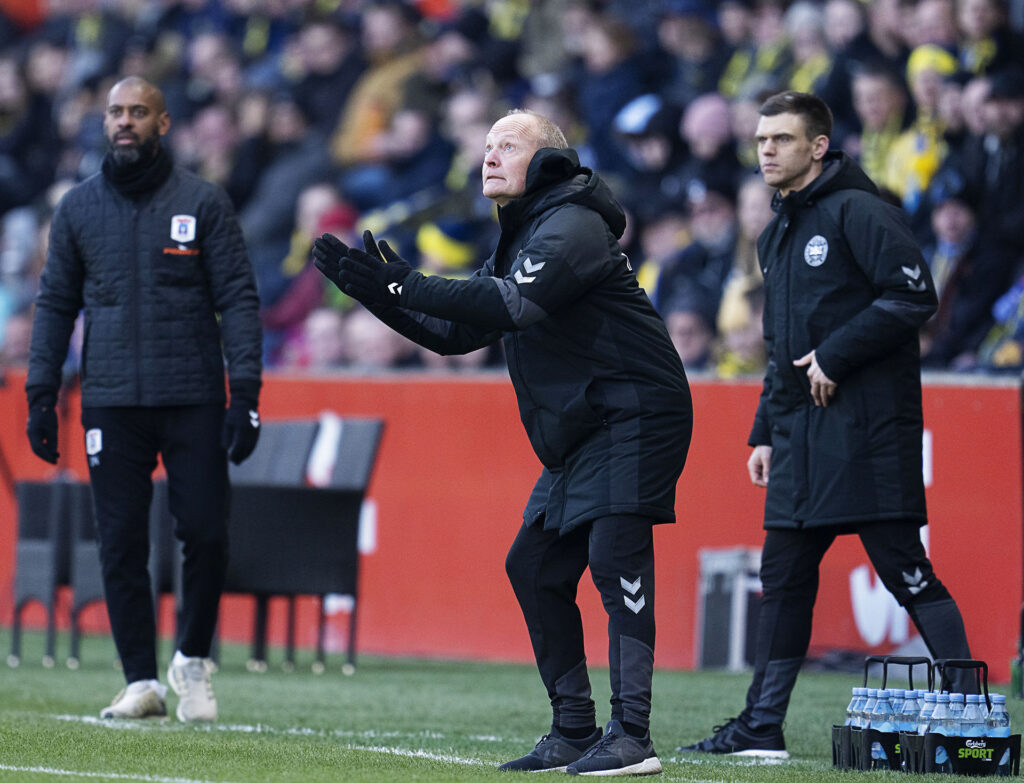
655, 1, 730, 108
279, 306, 347, 372
882, 44, 959, 223
329, 0, 425, 168
239, 90, 332, 256
655, 181, 738, 319
663, 293, 716, 371
818, 0, 909, 147
611, 94, 687, 222
569, 10, 652, 175
0, 304, 31, 366
822, 0, 866, 54
342, 305, 420, 370
952, 66, 1024, 263
289, 14, 364, 135
634, 205, 689, 305
849, 62, 908, 183
715, 282, 766, 378
783, 2, 833, 94
958, 0, 1024, 76
919, 171, 1006, 368
0, 55, 59, 215
676, 92, 743, 202
908, 0, 959, 49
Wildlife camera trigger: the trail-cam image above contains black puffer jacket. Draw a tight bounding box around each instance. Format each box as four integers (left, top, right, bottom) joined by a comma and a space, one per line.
370, 148, 693, 532
27, 164, 262, 407
751, 152, 937, 529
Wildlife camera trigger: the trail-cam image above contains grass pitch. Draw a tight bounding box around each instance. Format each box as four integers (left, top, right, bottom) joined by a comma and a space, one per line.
0, 628, 1018, 782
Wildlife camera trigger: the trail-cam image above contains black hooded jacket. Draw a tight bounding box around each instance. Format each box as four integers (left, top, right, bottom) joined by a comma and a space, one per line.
368, 147, 693, 532
751, 151, 937, 529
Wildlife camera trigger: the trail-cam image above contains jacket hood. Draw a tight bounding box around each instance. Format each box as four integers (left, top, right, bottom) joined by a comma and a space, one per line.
498, 147, 627, 239
773, 150, 878, 214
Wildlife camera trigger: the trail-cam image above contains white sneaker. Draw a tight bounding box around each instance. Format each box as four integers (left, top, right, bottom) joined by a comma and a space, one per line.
167, 651, 218, 722
100, 680, 167, 719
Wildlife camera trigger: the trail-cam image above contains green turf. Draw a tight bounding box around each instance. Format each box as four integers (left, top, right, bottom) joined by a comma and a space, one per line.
0, 627, 1020, 781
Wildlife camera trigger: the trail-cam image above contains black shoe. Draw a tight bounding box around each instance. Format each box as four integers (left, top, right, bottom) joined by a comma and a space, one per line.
499, 726, 602, 772
565, 720, 662, 776
678, 716, 789, 759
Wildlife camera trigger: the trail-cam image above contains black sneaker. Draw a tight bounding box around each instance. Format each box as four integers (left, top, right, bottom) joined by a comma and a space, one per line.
499, 726, 602, 772
677, 716, 789, 759
565, 720, 662, 776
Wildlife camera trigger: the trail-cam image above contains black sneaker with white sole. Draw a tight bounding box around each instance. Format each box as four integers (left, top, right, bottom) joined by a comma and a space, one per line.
565, 720, 662, 776
499, 726, 602, 772
677, 716, 790, 759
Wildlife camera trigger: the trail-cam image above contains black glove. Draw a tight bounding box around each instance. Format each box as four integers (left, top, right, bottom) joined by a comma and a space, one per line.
27, 397, 60, 464
222, 381, 260, 465
313, 230, 413, 306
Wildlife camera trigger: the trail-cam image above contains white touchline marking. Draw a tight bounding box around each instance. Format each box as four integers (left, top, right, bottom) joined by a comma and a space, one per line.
48, 715, 489, 767
0, 765, 231, 783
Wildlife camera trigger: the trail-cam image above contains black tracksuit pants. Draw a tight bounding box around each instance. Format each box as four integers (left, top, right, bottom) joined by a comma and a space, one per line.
82, 405, 229, 684
744, 522, 973, 729
505, 515, 656, 732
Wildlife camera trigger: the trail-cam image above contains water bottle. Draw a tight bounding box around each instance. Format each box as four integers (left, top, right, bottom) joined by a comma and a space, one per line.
844, 686, 863, 726
891, 688, 906, 720
899, 689, 921, 733
961, 694, 986, 737
949, 692, 965, 734
862, 688, 878, 729
928, 692, 954, 773
986, 693, 1011, 776
870, 689, 896, 764
918, 691, 938, 736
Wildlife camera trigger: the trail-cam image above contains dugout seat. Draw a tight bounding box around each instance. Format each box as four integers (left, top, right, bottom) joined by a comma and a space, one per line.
224, 415, 384, 674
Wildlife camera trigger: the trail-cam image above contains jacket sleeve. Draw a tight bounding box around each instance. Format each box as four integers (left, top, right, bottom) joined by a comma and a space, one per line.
202, 186, 263, 390
399, 205, 616, 331
814, 199, 937, 383
26, 197, 84, 404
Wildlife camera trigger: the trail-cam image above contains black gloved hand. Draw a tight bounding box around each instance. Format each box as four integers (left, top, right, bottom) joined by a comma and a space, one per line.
222, 381, 260, 465
27, 398, 60, 464
313, 230, 412, 306
311, 232, 350, 292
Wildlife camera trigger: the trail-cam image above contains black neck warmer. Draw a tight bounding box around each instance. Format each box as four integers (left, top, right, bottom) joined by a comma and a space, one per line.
101, 144, 174, 198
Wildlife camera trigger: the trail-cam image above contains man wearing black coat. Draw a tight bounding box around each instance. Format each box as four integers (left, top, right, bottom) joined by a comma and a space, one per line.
26, 77, 263, 723
681, 92, 973, 758
313, 110, 692, 775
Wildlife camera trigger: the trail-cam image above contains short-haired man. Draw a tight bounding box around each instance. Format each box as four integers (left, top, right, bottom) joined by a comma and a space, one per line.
680, 91, 973, 758
314, 110, 693, 775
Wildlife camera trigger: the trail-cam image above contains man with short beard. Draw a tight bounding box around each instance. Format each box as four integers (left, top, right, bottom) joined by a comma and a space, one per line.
26, 76, 263, 722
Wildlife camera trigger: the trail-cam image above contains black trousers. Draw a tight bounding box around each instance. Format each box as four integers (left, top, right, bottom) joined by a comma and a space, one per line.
505, 515, 656, 732
82, 405, 229, 683
744, 522, 972, 728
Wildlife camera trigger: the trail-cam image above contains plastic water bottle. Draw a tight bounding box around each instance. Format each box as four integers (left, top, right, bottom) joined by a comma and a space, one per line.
899, 689, 921, 733
870, 689, 896, 763
845, 686, 864, 726
918, 691, 938, 736
891, 688, 906, 720
949, 692, 965, 734
987, 693, 1011, 775
862, 688, 879, 729
928, 692, 954, 773
961, 694, 986, 737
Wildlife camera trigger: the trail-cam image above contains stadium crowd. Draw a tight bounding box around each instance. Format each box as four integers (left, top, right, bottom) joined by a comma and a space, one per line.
2, 0, 1024, 377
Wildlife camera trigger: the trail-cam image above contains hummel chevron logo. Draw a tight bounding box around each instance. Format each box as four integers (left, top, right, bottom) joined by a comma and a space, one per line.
624, 595, 646, 614
514, 257, 545, 284
901, 264, 927, 292
248, 410, 260, 428
620, 576, 641, 595
902, 567, 929, 595
388, 282, 403, 295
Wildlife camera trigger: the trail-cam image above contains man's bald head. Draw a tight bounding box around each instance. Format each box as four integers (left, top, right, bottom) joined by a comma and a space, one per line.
104, 76, 171, 166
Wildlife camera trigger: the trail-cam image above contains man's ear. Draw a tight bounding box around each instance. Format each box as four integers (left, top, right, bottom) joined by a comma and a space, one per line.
811, 134, 829, 162
158, 112, 171, 137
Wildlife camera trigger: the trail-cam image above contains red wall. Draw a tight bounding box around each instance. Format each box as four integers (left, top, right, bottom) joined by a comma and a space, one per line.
1, 371, 1020, 680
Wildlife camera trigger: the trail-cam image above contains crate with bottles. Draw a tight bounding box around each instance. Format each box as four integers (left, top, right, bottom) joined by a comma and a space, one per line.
832, 657, 1021, 775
